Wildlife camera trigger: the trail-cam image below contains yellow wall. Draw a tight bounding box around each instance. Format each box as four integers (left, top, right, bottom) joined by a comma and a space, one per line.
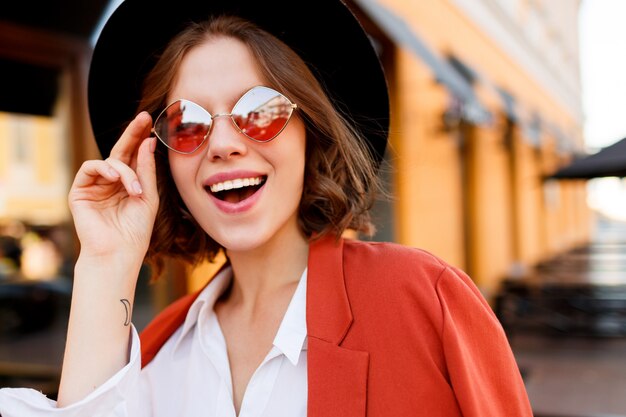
380, 0, 588, 297
0, 113, 69, 225
465, 122, 515, 294
0, 114, 9, 180
188, 253, 227, 293
512, 131, 544, 266
34, 119, 57, 184
393, 50, 466, 269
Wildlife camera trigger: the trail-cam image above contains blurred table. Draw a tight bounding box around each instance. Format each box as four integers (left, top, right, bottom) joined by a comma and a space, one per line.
496, 242, 626, 338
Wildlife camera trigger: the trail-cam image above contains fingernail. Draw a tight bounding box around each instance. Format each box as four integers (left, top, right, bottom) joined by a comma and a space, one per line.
136, 111, 150, 122
150, 137, 157, 153
132, 180, 143, 195
108, 168, 120, 178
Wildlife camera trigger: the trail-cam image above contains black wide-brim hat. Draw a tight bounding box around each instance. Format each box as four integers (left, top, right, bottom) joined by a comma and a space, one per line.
88, 0, 389, 165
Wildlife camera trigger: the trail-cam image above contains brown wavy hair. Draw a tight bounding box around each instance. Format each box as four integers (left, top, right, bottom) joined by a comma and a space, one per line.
138, 16, 382, 273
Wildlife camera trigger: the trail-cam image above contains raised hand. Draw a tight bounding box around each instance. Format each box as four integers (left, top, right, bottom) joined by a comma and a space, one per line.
58, 112, 160, 407
68, 112, 159, 261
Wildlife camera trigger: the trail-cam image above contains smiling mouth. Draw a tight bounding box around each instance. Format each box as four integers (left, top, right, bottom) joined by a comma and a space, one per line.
205, 176, 267, 203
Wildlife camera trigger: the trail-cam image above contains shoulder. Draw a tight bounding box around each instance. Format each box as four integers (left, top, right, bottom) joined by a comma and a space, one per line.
140, 263, 230, 367
140, 291, 198, 367
342, 238, 453, 286
338, 240, 493, 358
340, 239, 485, 312
339, 239, 499, 339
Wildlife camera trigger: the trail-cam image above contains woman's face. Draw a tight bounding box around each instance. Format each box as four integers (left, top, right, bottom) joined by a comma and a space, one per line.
167, 36, 307, 254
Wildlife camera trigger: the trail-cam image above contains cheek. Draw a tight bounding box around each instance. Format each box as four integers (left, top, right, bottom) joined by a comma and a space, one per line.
168, 153, 182, 185
168, 153, 196, 198
282, 120, 307, 175
283, 139, 307, 204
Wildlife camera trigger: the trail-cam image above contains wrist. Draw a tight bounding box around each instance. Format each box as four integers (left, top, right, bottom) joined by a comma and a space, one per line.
76, 250, 145, 270
74, 253, 144, 291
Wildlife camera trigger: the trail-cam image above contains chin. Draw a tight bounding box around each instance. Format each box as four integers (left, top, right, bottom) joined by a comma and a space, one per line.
203, 216, 303, 256
219, 237, 267, 254
202, 224, 272, 253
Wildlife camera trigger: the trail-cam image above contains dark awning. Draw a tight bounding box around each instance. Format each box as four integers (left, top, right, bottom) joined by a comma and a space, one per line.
0, 59, 60, 116
549, 137, 626, 179
0, 0, 109, 116
354, 0, 491, 125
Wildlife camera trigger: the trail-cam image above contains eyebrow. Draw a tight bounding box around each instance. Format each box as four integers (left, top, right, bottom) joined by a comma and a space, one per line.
228, 85, 263, 108
166, 84, 265, 111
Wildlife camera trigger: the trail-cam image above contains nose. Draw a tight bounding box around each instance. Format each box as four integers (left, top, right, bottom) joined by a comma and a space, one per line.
205, 114, 248, 161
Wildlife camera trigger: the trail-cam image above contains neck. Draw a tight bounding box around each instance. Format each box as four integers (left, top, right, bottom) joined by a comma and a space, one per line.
225, 224, 309, 309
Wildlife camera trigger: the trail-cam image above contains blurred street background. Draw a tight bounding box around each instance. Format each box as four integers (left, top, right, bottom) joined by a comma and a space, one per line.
1, 0, 626, 415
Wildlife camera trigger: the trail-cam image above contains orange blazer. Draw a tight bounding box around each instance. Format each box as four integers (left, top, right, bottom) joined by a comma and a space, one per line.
140, 236, 533, 417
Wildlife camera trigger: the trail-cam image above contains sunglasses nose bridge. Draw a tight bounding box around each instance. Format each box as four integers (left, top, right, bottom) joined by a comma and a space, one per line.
209, 112, 246, 139
211, 113, 233, 120
203, 112, 251, 160
209, 113, 240, 137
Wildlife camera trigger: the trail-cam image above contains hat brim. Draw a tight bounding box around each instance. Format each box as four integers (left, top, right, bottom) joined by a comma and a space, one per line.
88, 0, 389, 165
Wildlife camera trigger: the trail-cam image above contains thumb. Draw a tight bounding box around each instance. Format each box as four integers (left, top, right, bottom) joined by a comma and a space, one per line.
136, 137, 159, 205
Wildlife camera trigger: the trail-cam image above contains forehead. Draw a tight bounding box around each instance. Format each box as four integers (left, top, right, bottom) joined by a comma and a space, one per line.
168, 36, 267, 106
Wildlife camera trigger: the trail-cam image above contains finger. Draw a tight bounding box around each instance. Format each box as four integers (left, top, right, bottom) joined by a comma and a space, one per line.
109, 112, 153, 164
106, 157, 144, 197
71, 160, 122, 189
136, 137, 158, 201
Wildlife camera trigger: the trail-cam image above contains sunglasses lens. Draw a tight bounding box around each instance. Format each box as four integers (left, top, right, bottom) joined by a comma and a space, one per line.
232, 86, 294, 142
154, 99, 211, 153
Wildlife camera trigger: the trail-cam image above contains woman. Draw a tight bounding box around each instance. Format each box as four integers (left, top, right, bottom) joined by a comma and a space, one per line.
0, 0, 532, 416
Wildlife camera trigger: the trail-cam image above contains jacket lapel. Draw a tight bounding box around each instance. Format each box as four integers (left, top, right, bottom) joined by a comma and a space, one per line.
307, 236, 369, 417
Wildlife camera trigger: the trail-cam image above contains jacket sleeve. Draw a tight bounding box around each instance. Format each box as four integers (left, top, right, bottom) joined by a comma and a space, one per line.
436, 266, 533, 417
0, 325, 149, 417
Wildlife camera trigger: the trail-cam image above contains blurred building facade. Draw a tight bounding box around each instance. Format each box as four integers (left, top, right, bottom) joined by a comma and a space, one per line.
0, 0, 588, 301
355, 0, 588, 298
0, 113, 69, 225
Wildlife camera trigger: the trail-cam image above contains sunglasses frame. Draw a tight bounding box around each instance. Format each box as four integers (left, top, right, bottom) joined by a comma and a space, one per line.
152, 85, 298, 154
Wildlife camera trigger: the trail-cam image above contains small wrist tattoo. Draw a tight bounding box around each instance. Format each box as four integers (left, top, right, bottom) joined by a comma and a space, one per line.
120, 299, 131, 326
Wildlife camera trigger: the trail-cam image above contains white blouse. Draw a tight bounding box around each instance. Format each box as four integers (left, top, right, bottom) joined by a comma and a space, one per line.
0, 267, 308, 417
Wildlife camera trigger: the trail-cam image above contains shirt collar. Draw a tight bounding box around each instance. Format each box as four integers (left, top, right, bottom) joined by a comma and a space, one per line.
272, 268, 308, 365
172, 265, 308, 366
173, 266, 233, 352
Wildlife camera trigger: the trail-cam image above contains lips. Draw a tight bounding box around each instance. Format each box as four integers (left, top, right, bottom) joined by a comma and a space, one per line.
203, 171, 267, 212
206, 176, 266, 203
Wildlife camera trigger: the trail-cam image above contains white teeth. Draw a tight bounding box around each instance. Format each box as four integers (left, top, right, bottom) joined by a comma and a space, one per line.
209, 176, 264, 193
